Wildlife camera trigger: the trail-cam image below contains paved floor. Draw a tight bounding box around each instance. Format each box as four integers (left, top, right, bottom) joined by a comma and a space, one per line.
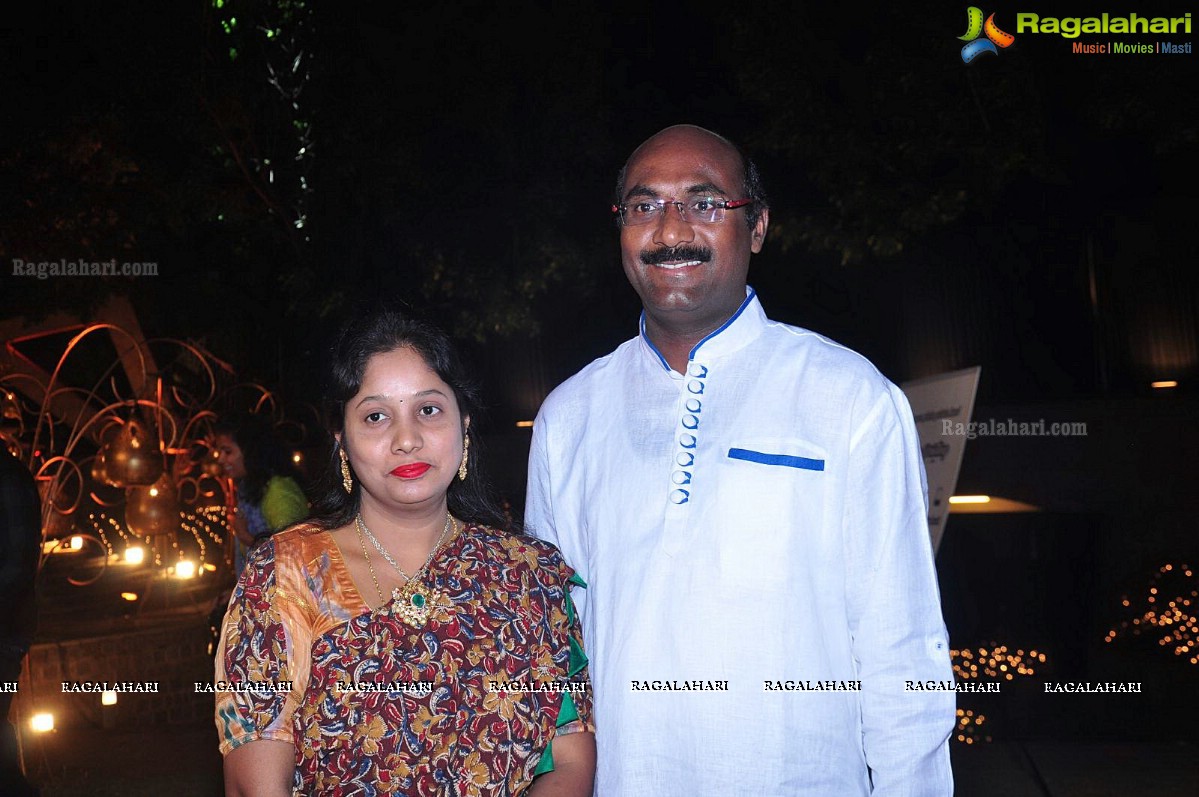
20, 725, 221, 797
952, 740, 1199, 796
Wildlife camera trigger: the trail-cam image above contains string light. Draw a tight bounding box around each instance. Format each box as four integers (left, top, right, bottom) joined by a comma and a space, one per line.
955, 708, 990, 744
946, 642, 1047, 745
1106, 563, 1197, 664
950, 643, 1046, 681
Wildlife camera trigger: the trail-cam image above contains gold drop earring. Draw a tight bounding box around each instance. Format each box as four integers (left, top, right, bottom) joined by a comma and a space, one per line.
340, 447, 353, 493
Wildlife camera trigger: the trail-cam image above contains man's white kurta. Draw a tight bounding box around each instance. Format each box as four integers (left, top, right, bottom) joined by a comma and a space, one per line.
526, 289, 954, 796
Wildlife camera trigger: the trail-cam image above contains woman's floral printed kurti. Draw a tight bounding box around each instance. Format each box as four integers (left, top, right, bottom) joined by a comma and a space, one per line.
216, 522, 592, 796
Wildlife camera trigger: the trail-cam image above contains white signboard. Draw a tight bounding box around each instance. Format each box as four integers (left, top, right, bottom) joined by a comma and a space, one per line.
901, 366, 981, 553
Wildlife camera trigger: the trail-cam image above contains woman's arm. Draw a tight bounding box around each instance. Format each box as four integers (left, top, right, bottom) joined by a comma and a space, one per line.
224, 739, 295, 797
528, 731, 596, 797
230, 509, 256, 547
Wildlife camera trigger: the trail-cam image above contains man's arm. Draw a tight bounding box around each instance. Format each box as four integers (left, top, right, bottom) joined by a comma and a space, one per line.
525, 411, 590, 621
846, 382, 954, 795
524, 412, 556, 542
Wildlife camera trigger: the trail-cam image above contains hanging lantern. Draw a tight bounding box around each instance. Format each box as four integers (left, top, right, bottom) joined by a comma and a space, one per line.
125, 473, 179, 537
35, 479, 75, 539
90, 447, 110, 485
103, 418, 163, 487
1, 433, 20, 460
1, 389, 21, 421
200, 446, 224, 479
43, 507, 74, 540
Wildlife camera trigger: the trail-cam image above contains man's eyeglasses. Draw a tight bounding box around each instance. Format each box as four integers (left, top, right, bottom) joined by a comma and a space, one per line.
612, 195, 752, 227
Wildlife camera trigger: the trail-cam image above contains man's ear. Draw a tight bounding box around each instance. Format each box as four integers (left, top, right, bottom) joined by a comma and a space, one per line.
750, 207, 769, 254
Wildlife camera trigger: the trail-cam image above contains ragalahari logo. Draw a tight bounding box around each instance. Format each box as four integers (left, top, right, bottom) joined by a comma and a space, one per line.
959, 7, 1016, 62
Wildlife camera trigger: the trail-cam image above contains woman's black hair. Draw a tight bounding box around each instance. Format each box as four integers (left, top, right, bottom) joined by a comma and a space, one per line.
212, 413, 303, 505
310, 310, 511, 531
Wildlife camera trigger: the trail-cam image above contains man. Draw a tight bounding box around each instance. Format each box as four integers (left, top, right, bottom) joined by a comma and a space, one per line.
526, 125, 954, 795
1, 444, 40, 796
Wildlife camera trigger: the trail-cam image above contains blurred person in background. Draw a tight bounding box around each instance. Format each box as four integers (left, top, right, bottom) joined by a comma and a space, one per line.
213, 413, 309, 574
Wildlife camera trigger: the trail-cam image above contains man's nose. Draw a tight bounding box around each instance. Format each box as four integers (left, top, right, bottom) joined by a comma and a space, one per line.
652, 202, 696, 249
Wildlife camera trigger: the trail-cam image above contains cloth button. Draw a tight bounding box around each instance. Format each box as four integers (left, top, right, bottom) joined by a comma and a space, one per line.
676, 452, 695, 467
685, 399, 701, 413
688, 363, 709, 378
669, 489, 689, 504
681, 415, 699, 429
687, 380, 704, 394
679, 433, 696, 449
672, 470, 691, 485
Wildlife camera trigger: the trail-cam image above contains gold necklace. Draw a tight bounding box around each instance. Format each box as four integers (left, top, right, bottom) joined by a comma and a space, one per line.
355, 513, 455, 627
354, 521, 387, 605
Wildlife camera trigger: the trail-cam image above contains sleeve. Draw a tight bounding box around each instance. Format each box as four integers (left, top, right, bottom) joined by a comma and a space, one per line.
524, 410, 555, 543
532, 552, 594, 777
214, 539, 313, 755
845, 382, 954, 796
261, 476, 309, 533
524, 409, 589, 623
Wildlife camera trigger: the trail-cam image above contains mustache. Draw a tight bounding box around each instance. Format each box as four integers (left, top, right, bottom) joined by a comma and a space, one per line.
640, 246, 712, 266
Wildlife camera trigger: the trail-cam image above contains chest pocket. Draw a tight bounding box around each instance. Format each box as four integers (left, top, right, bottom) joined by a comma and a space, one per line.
713, 437, 829, 591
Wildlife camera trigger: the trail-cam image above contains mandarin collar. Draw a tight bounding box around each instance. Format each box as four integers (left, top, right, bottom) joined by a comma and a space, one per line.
638, 287, 766, 373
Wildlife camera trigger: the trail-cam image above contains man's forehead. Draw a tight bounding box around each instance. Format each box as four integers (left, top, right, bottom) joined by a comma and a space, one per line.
623, 129, 743, 196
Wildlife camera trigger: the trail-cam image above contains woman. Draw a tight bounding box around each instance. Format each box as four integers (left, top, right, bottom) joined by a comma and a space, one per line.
216, 311, 595, 796
213, 413, 310, 574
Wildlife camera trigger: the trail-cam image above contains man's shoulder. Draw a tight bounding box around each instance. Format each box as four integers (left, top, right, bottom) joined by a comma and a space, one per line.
539, 336, 640, 411
759, 316, 893, 393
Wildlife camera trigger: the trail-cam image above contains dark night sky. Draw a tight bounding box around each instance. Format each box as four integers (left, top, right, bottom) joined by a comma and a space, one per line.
2, 1, 1196, 414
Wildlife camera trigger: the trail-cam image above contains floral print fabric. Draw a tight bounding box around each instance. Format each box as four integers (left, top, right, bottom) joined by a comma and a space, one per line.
216, 522, 592, 796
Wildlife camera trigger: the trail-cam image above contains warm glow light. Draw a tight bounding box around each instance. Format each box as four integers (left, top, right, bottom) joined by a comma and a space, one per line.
120, 592, 138, 601
292, 452, 303, 463
515, 420, 534, 428
203, 562, 217, 572
1151, 380, 1179, 389
125, 546, 145, 565
101, 691, 118, 706
30, 713, 54, 733
175, 560, 197, 579
949, 495, 991, 504
149, 487, 159, 497
70, 535, 83, 550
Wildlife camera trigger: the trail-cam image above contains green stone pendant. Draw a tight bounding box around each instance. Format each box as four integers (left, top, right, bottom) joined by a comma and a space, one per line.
391, 580, 436, 627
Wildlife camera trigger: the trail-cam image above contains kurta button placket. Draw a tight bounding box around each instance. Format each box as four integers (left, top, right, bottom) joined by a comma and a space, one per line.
667, 360, 709, 512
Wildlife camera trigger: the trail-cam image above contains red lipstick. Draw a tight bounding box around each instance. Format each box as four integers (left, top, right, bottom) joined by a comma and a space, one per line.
391, 463, 431, 479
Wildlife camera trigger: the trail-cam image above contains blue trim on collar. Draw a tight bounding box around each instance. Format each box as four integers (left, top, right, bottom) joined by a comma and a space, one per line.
639, 313, 671, 371
687, 287, 757, 362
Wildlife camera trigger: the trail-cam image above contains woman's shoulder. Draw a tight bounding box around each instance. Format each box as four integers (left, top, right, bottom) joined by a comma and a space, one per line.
253, 521, 332, 566
461, 523, 572, 578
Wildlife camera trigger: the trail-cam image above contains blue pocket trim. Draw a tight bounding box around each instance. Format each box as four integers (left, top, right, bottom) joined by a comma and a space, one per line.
727, 448, 825, 471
